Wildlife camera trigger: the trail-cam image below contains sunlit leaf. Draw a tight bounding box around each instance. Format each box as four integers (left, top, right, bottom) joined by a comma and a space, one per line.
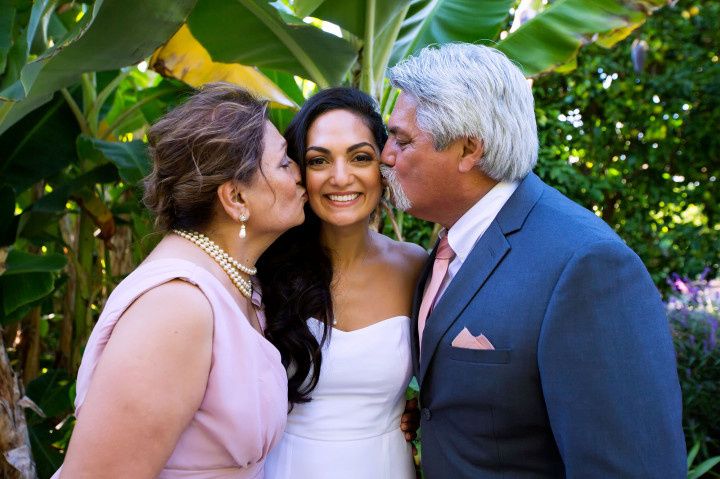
498, 0, 666, 76
188, 0, 357, 88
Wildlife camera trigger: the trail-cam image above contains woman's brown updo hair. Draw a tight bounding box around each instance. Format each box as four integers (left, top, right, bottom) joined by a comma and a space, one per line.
143, 83, 268, 232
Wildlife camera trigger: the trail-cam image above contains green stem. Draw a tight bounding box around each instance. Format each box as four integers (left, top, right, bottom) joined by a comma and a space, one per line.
60, 88, 91, 135
373, 4, 410, 94
87, 70, 130, 137
80, 72, 97, 117
0, 100, 13, 126
71, 211, 95, 371
359, 0, 376, 96
102, 88, 169, 140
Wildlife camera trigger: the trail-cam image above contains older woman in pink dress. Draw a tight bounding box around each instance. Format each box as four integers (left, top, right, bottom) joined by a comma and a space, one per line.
52, 83, 307, 478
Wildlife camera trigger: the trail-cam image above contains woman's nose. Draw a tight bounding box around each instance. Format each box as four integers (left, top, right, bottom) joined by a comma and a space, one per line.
331, 161, 352, 186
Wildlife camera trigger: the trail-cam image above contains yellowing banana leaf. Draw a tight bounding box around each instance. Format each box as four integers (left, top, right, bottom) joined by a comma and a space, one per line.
150, 25, 297, 109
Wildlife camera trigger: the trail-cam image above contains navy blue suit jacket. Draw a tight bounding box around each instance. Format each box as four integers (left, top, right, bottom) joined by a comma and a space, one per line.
413, 173, 686, 478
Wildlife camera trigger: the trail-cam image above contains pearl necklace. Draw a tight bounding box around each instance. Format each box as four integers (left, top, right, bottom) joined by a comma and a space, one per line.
174, 229, 255, 299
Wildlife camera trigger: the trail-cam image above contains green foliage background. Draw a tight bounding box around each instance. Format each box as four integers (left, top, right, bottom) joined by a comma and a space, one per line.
533, 0, 719, 288
0, 0, 718, 477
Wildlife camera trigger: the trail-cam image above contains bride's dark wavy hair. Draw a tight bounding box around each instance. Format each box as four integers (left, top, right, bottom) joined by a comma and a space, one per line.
258, 87, 387, 407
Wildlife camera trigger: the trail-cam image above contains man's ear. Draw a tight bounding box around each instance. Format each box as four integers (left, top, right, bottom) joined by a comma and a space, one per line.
217, 181, 249, 222
458, 137, 484, 173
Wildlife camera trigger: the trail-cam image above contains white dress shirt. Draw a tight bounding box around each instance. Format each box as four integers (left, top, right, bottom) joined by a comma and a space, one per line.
433, 181, 519, 305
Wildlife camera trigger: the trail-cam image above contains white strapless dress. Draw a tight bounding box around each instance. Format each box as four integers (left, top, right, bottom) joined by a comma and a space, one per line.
265, 315, 415, 479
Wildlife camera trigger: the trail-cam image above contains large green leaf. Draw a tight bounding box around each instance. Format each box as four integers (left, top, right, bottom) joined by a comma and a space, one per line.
0, 91, 80, 194
188, 0, 357, 87
0, 0, 197, 134
291, 0, 325, 17
2, 249, 66, 275
0, 248, 66, 318
77, 135, 149, 186
389, 0, 514, 66
0, 271, 54, 315
497, 0, 666, 76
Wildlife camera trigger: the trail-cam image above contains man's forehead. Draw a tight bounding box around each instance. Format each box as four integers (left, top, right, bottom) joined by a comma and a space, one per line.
388, 92, 418, 130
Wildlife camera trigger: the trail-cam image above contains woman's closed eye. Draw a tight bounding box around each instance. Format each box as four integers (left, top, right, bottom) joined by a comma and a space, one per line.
280, 155, 293, 168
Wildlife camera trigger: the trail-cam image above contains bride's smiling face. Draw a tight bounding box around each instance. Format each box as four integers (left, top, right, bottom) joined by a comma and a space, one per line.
303, 109, 383, 227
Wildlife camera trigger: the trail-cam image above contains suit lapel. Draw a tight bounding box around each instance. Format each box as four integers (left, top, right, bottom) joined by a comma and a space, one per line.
411, 244, 437, 375
418, 221, 510, 385
416, 173, 546, 387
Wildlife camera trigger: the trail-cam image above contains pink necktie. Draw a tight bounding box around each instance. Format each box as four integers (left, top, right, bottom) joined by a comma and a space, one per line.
418, 236, 455, 349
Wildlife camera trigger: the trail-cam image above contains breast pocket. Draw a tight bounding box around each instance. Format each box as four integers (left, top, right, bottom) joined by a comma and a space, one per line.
448, 347, 511, 364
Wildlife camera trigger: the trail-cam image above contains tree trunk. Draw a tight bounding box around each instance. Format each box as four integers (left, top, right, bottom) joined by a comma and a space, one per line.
0, 326, 37, 479
56, 216, 75, 372
109, 223, 134, 277
19, 307, 41, 385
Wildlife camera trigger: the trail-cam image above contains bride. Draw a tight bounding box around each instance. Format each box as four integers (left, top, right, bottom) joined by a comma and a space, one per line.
259, 87, 426, 478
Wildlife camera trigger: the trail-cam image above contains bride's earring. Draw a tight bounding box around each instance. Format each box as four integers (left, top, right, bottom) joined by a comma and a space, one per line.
239, 214, 248, 239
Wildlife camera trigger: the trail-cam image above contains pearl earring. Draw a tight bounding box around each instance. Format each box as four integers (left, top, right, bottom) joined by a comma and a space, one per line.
239, 214, 247, 239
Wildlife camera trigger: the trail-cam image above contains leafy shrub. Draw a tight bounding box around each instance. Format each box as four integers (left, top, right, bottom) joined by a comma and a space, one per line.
667, 269, 720, 465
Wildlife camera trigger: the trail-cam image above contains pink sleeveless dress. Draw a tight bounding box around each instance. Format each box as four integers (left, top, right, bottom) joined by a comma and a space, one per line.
51, 258, 287, 479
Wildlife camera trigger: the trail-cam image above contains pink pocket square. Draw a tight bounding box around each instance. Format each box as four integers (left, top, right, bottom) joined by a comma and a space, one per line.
451, 327, 495, 350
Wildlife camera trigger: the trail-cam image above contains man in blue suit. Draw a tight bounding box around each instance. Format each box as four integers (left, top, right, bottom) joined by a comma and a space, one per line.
380, 43, 686, 478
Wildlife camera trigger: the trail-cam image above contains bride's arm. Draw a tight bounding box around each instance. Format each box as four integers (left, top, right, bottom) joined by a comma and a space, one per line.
60, 280, 213, 479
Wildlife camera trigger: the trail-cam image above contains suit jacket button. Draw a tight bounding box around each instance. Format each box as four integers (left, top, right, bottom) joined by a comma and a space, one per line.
421, 407, 432, 421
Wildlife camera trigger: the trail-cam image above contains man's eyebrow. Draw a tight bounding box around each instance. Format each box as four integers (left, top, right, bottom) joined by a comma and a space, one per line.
388, 126, 407, 136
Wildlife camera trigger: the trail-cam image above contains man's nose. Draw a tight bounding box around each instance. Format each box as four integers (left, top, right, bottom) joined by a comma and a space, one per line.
380, 143, 395, 166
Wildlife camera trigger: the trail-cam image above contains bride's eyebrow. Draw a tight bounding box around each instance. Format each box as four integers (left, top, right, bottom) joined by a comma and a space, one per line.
306, 146, 330, 154
347, 142, 376, 153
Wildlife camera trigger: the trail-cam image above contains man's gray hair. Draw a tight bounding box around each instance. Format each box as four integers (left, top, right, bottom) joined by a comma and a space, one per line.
388, 43, 538, 182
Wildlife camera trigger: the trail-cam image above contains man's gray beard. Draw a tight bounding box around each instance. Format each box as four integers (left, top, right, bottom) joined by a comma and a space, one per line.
380, 164, 412, 212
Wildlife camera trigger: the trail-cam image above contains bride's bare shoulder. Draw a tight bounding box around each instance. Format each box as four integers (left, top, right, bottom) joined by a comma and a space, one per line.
372, 231, 428, 277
